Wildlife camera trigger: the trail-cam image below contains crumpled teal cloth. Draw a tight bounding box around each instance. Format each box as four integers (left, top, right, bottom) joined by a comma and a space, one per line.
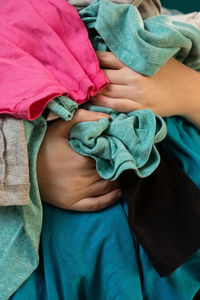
47, 96, 78, 121
79, 0, 200, 75
69, 105, 167, 180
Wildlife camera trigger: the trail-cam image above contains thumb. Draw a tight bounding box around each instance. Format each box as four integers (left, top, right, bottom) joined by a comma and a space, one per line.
50, 108, 109, 137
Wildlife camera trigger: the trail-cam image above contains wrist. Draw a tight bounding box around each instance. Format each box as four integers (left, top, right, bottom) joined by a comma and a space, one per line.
183, 109, 200, 128
182, 91, 200, 128
180, 69, 200, 128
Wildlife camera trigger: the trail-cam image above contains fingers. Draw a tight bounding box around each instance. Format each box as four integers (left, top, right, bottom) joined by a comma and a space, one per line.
85, 179, 120, 196
96, 51, 125, 69
102, 69, 129, 85
72, 178, 119, 200
49, 178, 120, 211
69, 188, 122, 211
91, 95, 141, 112
98, 84, 130, 99
72, 108, 109, 123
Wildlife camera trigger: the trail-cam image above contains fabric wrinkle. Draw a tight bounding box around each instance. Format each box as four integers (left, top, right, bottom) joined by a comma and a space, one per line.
0, 117, 30, 206
0, 0, 108, 119
2, 0, 200, 298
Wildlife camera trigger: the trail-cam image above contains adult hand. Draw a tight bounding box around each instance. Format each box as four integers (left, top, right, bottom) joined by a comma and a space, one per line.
37, 109, 121, 211
92, 51, 200, 127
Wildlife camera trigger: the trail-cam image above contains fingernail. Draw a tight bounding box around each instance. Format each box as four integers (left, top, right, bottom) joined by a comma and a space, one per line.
97, 114, 110, 120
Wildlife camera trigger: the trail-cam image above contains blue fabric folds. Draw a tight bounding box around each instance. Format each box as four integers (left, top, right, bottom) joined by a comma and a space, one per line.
12, 202, 200, 300
163, 116, 200, 188
12, 202, 144, 300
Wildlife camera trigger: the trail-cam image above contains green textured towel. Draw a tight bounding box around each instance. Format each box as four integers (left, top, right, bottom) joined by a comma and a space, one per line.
69, 105, 167, 180
79, 0, 200, 74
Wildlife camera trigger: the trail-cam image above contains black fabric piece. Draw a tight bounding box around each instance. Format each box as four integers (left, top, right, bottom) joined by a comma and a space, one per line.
120, 145, 200, 277
193, 289, 200, 300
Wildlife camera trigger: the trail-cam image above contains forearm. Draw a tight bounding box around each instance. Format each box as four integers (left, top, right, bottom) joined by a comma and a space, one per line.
183, 99, 200, 129
176, 64, 200, 128
165, 11, 200, 127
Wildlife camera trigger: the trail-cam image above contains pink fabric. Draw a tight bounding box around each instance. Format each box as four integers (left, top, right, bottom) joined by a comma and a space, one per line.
0, 0, 108, 120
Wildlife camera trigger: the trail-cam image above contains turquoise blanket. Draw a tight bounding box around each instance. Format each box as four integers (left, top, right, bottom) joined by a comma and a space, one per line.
12, 202, 200, 300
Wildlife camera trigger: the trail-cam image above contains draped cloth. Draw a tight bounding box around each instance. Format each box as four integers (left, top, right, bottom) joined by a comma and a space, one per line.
68, 0, 161, 19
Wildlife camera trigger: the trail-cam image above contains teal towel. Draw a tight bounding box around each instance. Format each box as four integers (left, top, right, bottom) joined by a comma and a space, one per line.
79, 0, 200, 75
69, 105, 167, 180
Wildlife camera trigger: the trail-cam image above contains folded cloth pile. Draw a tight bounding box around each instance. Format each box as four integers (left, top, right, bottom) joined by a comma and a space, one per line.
1, 0, 200, 298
